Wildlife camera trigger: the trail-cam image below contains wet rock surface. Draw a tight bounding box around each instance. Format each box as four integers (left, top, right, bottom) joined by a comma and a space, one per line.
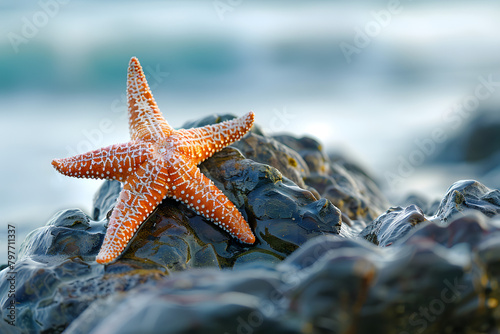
56, 216, 500, 334
434, 179, 500, 222
2, 114, 500, 333
358, 180, 500, 249
186, 115, 389, 222
272, 134, 389, 222
359, 205, 428, 247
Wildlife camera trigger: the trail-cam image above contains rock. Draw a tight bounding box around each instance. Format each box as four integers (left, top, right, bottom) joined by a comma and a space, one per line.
359, 180, 500, 248
272, 134, 389, 222
5, 112, 500, 334
60, 216, 500, 334
359, 205, 428, 247
64, 265, 299, 334
184, 116, 390, 223
232, 133, 310, 189
434, 180, 500, 222
0, 115, 346, 333
403, 213, 495, 250
18, 209, 103, 262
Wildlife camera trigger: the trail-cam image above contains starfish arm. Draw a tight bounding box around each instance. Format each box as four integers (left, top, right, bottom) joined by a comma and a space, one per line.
51, 141, 154, 182
167, 152, 255, 244
175, 111, 255, 165
127, 57, 173, 142
96, 158, 170, 264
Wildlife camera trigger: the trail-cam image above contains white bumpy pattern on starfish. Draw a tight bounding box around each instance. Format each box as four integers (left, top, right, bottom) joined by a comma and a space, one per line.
52, 57, 256, 264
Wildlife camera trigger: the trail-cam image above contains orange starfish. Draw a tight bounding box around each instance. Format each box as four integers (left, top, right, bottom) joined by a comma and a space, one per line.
52, 57, 256, 264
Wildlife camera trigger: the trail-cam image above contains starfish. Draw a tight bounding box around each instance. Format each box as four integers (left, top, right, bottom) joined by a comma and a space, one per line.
52, 57, 256, 264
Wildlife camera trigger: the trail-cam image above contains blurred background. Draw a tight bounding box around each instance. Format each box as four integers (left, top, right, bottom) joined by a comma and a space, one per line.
1, 0, 500, 257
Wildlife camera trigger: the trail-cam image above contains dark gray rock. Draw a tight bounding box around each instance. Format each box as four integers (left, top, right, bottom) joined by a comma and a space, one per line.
6, 112, 500, 334
273, 134, 390, 222
358, 180, 500, 249
402, 213, 495, 250
434, 180, 500, 222
359, 205, 428, 247
1, 115, 348, 333
58, 216, 500, 334
64, 265, 300, 334
185, 117, 389, 223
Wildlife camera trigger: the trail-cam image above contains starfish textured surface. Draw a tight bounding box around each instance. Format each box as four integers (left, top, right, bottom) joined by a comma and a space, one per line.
52, 57, 256, 264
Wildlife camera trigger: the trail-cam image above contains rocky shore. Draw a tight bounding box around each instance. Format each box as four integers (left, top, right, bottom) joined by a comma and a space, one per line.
2, 114, 500, 334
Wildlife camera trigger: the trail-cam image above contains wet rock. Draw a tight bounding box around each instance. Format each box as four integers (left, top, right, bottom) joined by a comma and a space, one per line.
284, 225, 497, 334
232, 133, 310, 189
185, 116, 389, 223
399, 193, 441, 216
359, 180, 500, 249
1, 115, 346, 333
434, 180, 500, 222
59, 216, 500, 334
0, 320, 22, 334
359, 205, 428, 247
64, 265, 299, 334
403, 213, 495, 249
5, 195, 500, 334
273, 134, 389, 222
18, 209, 103, 262
272, 135, 330, 175
0, 209, 165, 334
6, 112, 500, 334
